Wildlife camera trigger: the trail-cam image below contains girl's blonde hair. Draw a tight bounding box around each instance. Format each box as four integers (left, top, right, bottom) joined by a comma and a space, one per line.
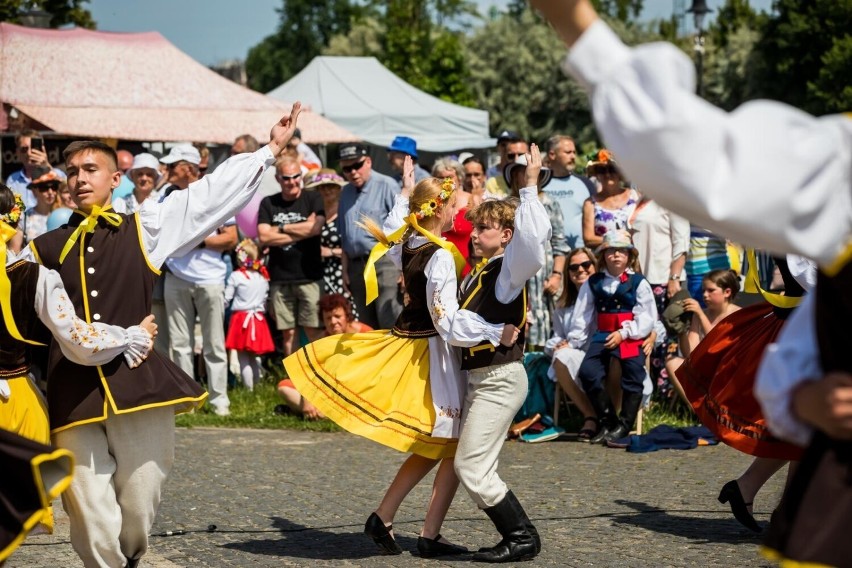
236, 238, 260, 262
358, 177, 452, 246
557, 247, 597, 308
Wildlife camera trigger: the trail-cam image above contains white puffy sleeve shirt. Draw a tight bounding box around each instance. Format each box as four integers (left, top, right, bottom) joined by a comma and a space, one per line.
564, 20, 852, 268
35, 266, 151, 367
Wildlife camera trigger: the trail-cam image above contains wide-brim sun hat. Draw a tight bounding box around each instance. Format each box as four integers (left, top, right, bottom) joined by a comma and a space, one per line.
595, 229, 635, 254
304, 169, 346, 190
502, 155, 552, 189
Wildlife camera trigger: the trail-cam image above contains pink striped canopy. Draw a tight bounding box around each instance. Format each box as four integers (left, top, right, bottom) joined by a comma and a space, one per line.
0, 23, 357, 144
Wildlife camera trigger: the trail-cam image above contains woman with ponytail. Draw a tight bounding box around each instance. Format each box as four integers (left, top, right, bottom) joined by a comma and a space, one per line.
284, 157, 509, 558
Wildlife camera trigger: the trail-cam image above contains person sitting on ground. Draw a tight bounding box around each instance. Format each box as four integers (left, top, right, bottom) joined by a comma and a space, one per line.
276, 294, 372, 419
666, 268, 741, 377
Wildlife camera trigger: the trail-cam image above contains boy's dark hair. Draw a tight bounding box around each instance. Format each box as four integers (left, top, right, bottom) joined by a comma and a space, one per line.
63, 141, 119, 172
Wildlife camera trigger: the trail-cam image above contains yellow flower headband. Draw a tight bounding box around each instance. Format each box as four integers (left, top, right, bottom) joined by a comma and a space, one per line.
416, 178, 455, 220
0, 193, 24, 225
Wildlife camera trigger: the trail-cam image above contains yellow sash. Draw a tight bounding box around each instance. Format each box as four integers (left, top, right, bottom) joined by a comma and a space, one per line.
0, 221, 44, 345
364, 213, 466, 305
59, 205, 123, 263
743, 249, 801, 309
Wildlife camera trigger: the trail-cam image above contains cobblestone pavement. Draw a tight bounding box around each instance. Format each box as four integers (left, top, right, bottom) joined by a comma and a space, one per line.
10, 427, 782, 567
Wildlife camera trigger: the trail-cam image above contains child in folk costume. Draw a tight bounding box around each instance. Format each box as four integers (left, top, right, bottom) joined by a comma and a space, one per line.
529, 3, 851, 565
16, 107, 302, 568
567, 229, 657, 445
224, 239, 274, 390
448, 144, 551, 563
0, 187, 156, 555
285, 157, 510, 558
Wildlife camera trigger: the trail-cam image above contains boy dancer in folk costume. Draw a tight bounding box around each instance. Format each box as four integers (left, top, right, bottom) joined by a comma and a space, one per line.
285, 156, 512, 558
448, 144, 551, 562
0, 186, 156, 559
16, 105, 303, 568
530, 1, 851, 565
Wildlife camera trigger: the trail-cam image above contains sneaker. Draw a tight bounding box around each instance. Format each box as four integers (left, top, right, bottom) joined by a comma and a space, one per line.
213, 406, 230, 417
520, 426, 565, 443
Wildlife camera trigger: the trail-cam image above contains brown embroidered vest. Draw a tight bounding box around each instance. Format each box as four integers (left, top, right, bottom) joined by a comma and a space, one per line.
31, 212, 206, 433
392, 242, 440, 338
457, 257, 526, 370
0, 260, 45, 378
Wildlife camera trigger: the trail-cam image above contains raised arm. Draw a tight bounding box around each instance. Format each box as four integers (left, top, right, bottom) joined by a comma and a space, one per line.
497, 144, 552, 303
34, 266, 153, 368
142, 105, 302, 267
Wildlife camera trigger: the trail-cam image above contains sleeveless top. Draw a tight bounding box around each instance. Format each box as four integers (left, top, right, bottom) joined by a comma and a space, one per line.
0, 260, 44, 378
593, 188, 639, 238
392, 242, 441, 338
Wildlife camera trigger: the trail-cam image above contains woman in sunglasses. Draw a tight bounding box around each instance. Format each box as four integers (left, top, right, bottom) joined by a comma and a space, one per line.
544, 247, 600, 440
21, 166, 60, 243
581, 149, 638, 249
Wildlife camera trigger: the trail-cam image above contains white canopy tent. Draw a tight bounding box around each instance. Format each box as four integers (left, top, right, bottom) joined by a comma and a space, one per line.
267, 56, 495, 152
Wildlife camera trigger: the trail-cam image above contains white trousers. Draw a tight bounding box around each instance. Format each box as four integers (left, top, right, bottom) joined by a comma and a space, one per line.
454, 360, 528, 509
164, 273, 229, 411
53, 406, 175, 568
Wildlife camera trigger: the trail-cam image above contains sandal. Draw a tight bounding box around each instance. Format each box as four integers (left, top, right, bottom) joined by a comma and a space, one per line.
577, 417, 599, 442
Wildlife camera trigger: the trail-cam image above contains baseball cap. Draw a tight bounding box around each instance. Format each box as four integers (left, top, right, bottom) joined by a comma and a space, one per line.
339, 143, 368, 161
496, 130, 522, 144
160, 144, 201, 166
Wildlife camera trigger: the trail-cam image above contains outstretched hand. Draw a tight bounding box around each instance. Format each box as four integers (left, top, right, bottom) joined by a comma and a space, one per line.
269, 102, 303, 157
529, 0, 599, 48
524, 143, 543, 188
402, 154, 415, 195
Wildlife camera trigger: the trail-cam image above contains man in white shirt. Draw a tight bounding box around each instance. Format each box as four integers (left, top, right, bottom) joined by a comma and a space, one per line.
162, 144, 238, 417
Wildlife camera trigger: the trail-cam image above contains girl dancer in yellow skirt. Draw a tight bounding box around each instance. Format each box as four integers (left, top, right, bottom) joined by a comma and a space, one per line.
284, 157, 518, 557
0, 186, 156, 545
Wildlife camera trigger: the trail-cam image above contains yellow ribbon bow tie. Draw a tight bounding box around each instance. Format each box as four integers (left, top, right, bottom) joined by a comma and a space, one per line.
473, 257, 489, 274
363, 213, 466, 306
59, 205, 123, 263
743, 249, 801, 310
0, 220, 44, 345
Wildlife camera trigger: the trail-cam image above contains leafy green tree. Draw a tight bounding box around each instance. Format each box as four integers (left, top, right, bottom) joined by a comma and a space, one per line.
245, 0, 362, 93
465, 7, 662, 145
752, 0, 852, 115
0, 0, 95, 28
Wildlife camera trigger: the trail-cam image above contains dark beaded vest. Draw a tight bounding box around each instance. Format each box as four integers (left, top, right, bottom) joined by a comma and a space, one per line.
457, 257, 526, 370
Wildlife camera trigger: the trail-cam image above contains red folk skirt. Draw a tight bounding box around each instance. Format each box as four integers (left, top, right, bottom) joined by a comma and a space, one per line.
677, 302, 803, 461
225, 310, 275, 355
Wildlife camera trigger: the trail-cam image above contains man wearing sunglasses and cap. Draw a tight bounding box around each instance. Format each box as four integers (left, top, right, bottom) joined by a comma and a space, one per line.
337, 143, 403, 329
21, 166, 61, 243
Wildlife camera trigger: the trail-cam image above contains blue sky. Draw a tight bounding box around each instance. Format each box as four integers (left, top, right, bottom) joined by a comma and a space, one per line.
89, 0, 773, 67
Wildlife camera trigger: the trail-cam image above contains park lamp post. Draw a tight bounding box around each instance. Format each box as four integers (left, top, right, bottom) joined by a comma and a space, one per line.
688, 0, 711, 98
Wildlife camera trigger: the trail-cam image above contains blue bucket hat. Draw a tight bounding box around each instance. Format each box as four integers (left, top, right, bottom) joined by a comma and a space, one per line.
387, 136, 418, 159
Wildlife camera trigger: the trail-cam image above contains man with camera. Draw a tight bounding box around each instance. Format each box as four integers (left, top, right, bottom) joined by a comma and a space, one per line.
6, 129, 66, 210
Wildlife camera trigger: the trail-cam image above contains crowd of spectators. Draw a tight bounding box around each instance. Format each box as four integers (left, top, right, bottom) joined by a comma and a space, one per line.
6, 127, 749, 425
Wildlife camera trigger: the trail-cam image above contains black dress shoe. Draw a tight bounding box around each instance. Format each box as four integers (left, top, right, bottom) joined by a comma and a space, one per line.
417, 534, 468, 558
589, 426, 610, 445
364, 512, 403, 554
718, 480, 761, 533
603, 424, 630, 445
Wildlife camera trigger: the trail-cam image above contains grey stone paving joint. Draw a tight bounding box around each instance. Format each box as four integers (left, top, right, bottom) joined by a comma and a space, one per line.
10, 428, 779, 567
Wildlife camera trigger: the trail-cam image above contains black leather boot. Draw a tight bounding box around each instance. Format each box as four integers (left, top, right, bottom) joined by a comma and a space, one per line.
587, 389, 616, 445
605, 391, 643, 442
473, 490, 538, 563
